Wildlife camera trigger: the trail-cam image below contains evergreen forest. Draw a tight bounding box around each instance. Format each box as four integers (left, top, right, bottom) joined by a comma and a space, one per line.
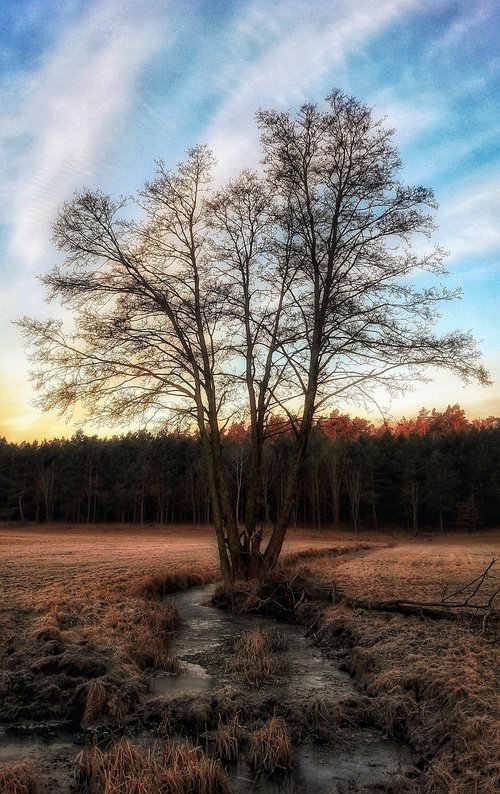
1, 405, 498, 533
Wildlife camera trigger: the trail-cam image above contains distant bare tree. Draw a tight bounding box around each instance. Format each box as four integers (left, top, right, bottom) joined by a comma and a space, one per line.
19, 90, 489, 579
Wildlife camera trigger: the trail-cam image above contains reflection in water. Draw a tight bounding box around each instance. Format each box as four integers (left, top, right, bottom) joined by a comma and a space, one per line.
0, 726, 76, 764
153, 585, 414, 792
0, 586, 414, 793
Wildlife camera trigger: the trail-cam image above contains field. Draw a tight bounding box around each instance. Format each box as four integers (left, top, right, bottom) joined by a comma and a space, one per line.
0, 523, 499, 792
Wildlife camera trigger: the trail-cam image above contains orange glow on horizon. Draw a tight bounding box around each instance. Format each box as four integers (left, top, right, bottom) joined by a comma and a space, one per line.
1, 393, 499, 444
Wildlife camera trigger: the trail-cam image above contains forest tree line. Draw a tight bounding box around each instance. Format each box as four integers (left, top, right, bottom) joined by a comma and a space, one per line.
1, 405, 499, 533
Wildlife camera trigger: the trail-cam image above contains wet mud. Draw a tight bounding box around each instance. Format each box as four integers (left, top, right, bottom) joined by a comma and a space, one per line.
0, 584, 416, 792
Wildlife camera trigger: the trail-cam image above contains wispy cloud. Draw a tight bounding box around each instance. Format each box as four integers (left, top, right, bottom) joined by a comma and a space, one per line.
0, 0, 498, 439
426, 0, 494, 58
0, 0, 169, 267
437, 168, 500, 259
370, 91, 444, 150
202, 0, 421, 179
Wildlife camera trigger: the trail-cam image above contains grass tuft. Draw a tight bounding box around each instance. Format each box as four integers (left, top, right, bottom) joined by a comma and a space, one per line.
227, 626, 287, 687
103, 600, 180, 672
215, 714, 246, 762
306, 695, 345, 742
76, 737, 231, 794
81, 679, 129, 727
248, 716, 293, 774
0, 760, 43, 793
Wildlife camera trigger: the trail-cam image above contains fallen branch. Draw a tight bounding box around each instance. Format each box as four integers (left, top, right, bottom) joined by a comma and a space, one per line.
343, 597, 498, 623
441, 558, 498, 605
340, 559, 499, 629
287, 559, 499, 629
213, 559, 499, 634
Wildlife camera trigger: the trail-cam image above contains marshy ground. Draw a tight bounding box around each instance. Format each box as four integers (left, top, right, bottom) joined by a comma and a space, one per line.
0, 524, 498, 792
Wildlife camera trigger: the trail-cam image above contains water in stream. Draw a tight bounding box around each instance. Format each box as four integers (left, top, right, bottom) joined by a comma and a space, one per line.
152, 584, 356, 700
0, 585, 415, 792
152, 585, 415, 792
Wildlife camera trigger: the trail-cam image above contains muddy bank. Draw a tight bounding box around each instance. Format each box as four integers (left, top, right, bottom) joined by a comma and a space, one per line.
306, 602, 500, 793
196, 566, 499, 794
0, 578, 418, 793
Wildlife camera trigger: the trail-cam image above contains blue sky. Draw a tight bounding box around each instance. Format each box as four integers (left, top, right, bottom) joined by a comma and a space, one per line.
1, 0, 499, 440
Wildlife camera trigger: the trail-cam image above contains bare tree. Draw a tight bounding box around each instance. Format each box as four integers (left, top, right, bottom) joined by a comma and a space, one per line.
19, 90, 489, 579
344, 455, 364, 533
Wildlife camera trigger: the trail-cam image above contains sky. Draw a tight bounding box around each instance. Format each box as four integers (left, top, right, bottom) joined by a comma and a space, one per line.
0, 0, 499, 442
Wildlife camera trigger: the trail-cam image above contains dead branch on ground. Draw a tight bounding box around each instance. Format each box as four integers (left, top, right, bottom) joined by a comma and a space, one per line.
339, 559, 499, 631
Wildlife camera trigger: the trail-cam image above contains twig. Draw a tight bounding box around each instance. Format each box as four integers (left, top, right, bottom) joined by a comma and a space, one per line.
442, 559, 497, 604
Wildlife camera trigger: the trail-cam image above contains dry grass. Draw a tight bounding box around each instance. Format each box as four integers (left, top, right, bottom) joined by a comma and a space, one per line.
0, 760, 43, 794
103, 600, 180, 672
75, 736, 231, 794
234, 626, 269, 658
0, 524, 222, 727
305, 695, 345, 742
248, 716, 293, 773
215, 714, 246, 762
131, 570, 216, 598
324, 607, 500, 792
285, 535, 500, 604
227, 626, 287, 686
280, 533, 500, 793
2, 523, 499, 791
81, 678, 131, 727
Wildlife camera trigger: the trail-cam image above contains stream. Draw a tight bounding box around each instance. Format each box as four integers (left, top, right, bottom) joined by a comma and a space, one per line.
152, 584, 357, 700
0, 584, 415, 792
153, 584, 415, 792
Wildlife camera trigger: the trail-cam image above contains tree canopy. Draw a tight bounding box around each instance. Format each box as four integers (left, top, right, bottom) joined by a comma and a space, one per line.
19, 90, 489, 579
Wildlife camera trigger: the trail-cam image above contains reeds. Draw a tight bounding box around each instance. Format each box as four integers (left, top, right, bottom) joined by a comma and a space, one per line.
215, 714, 246, 762
215, 714, 294, 775
227, 626, 287, 686
0, 760, 43, 794
248, 717, 293, 774
306, 695, 345, 741
81, 679, 130, 727
76, 737, 231, 794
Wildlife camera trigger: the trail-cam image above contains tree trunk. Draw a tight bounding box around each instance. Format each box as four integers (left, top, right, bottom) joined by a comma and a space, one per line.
18, 493, 25, 522
262, 409, 315, 573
